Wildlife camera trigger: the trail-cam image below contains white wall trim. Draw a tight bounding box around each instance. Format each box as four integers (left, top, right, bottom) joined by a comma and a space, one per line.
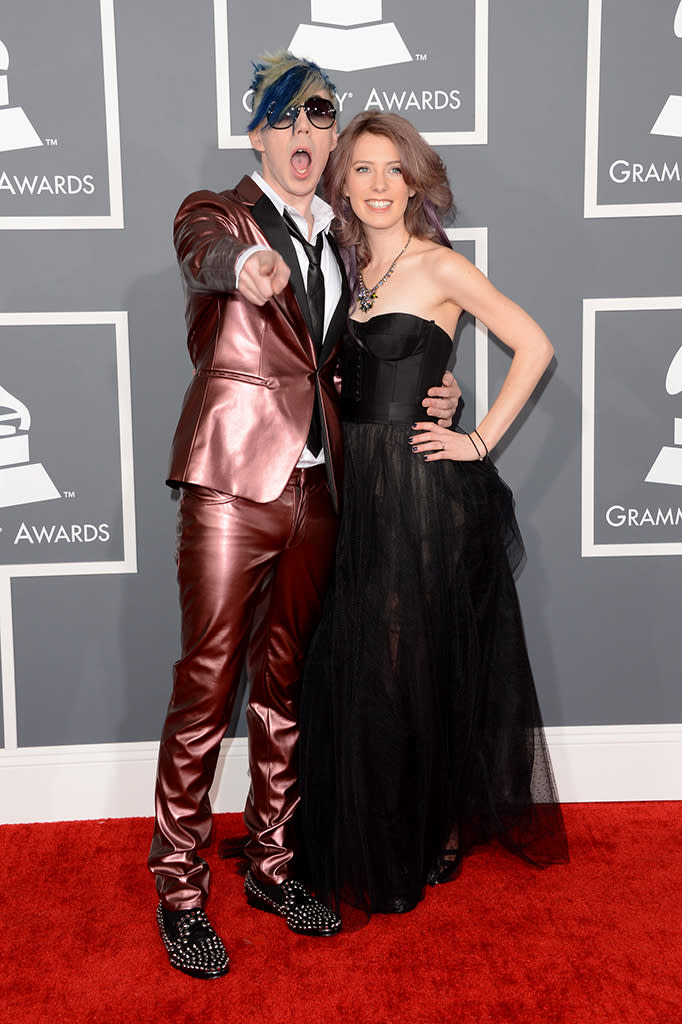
544, 724, 682, 803
0, 737, 249, 824
0, 725, 680, 824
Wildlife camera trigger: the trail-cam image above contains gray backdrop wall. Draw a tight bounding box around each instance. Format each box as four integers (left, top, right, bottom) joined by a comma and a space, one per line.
1, 0, 680, 822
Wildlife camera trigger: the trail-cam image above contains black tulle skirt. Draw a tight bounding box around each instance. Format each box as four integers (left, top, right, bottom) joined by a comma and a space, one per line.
299, 421, 568, 915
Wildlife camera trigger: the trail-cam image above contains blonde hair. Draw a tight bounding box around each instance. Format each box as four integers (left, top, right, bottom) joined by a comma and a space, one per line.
248, 50, 336, 132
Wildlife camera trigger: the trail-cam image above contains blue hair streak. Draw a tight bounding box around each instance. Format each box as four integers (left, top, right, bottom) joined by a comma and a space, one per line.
247, 51, 336, 133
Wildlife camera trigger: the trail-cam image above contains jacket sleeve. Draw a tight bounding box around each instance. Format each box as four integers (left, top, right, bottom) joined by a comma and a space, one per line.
173, 190, 251, 295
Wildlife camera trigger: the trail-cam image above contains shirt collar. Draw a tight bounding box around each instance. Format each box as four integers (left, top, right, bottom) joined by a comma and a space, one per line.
251, 171, 334, 241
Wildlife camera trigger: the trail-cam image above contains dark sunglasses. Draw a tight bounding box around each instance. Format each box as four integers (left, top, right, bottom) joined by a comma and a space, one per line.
267, 96, 337, 131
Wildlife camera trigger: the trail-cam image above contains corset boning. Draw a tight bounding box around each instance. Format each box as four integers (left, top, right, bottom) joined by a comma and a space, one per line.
340, 312, 453, 425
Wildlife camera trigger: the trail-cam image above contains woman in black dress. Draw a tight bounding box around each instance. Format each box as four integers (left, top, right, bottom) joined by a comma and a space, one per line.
300, 111, 568, 916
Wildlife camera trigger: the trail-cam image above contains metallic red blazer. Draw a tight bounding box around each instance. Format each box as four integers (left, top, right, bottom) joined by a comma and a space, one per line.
167, 176, 349, 509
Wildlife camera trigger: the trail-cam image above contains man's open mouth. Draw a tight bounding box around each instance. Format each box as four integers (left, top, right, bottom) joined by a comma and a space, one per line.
291, 148, 312, 174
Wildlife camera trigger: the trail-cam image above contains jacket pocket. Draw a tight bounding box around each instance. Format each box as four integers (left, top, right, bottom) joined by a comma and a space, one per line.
194, 368, 277, 388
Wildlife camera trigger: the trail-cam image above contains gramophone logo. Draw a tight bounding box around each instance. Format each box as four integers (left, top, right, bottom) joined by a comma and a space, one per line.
0, 0, 123, 229
289, 0, 412, 72
215, 0, 487, 148
0, 312, 136, 572
645, 346, 682, 486
582, 299, 682, 557
651, 2, 682, 138
0, 384, 60, 509
585, 0, 682, 217
0, 39, 43, 153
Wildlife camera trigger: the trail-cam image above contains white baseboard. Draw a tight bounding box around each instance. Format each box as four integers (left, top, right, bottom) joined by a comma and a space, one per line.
0, 725, 681, 824
0, 737, 250, 824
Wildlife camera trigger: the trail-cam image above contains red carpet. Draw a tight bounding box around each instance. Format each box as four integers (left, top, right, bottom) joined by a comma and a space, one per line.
2, 803, 681, 1024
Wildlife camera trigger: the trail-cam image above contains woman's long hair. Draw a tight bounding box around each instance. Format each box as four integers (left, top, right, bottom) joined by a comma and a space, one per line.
323, 111, 455, 299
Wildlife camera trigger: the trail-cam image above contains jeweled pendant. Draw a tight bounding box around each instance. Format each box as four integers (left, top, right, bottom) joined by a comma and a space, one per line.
356, 235, 411, 315
358, 287, 377, 313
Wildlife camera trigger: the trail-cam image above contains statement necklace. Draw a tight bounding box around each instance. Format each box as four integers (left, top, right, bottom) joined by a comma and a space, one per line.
357, 236, 411, 313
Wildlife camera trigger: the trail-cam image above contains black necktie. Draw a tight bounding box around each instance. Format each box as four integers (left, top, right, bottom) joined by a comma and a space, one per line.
284, 213, 326, 349
284, 213, 326, 456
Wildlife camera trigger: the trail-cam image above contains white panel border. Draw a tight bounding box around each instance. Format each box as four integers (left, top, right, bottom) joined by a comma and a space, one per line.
582, 296, 682, 557
448, 227, 489, 421
584, 0, 682, 219
0, 0, 124, 231
0, 312, 137, 578
1, 726, 681, 823
214, 0, 488, 148
0, 311, 137, 750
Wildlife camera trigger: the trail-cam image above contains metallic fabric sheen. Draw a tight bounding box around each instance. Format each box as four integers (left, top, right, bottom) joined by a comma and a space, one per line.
150, 178, 348, 910
167, 177, 348, 510
149, 469, 338, 907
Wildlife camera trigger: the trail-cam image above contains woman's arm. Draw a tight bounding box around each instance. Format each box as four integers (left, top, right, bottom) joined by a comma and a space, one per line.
411, 251, 554, 462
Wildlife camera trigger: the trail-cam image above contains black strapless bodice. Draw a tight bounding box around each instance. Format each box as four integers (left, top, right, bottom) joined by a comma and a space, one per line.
340, 313, 452, 424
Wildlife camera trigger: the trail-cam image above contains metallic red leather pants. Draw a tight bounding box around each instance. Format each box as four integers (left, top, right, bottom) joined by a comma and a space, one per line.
148, 466, 338, 909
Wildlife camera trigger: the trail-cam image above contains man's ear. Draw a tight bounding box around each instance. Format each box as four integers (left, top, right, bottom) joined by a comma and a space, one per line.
329, 124, 338, 152
249, 128, 265, 153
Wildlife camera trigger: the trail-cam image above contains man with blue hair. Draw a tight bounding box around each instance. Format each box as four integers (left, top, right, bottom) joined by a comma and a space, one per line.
148, 50, 458, 978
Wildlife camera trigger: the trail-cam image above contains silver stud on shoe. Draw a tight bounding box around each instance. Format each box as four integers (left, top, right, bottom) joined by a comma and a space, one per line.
244, 870, 341, 936
156, 903, 230, 979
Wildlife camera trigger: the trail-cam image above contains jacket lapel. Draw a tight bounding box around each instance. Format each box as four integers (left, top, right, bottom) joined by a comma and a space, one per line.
249, 192, 316, 342
238, 178, 349, 366
319, 234, 350, 366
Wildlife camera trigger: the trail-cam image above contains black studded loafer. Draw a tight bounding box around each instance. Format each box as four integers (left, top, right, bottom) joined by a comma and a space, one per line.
156, 903, 230, 979
244, 870, 341, 936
